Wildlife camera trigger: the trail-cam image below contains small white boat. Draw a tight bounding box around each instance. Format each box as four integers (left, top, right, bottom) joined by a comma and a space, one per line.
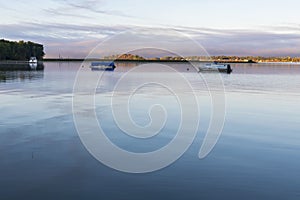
90, 61, 116, 71
199, 62, 232, 74
29, 57, 38, 64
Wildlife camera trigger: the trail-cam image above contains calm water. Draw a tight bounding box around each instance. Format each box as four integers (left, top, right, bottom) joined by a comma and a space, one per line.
0, 62, 300, 199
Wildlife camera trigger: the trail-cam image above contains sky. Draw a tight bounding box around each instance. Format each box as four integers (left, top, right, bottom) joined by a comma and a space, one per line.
1, 0, 300, 58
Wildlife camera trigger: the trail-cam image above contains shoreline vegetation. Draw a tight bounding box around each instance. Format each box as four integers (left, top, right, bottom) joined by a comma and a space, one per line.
2, 57, 300, 63
0, 39, 45, 60
41, 54, 300, 63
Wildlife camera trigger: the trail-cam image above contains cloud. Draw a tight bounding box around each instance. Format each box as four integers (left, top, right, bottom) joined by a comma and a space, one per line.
198, 30, 300, 56
43, 0, 134, 20
43, 8, 93, 19
172, 25, 300, 56
1, 22, 300, 58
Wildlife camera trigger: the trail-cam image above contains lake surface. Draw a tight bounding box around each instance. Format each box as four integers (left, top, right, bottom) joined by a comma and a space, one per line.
0, 62, 300, 199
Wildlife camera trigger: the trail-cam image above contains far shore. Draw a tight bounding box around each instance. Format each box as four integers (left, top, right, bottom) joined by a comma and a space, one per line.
41, 58, 258, 63
1, 58, 300, 64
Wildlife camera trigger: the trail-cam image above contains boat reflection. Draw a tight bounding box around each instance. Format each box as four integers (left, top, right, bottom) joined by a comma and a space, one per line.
0, 63, 44, 71
0, 63, 45, 82
29, 63, 38, 69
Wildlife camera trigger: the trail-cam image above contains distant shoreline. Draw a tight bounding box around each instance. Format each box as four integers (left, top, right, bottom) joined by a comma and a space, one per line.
42, 58, 256, 63
2, 58, 300, 64
40, 58, 299, 63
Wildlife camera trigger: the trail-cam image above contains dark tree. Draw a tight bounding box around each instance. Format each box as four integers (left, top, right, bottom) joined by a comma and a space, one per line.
0, 39, 45, 60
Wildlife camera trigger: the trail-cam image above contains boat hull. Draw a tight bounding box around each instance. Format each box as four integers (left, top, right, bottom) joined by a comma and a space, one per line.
90, 61, 116, 71
90, 66, 115, 71
199, 63, 232, 74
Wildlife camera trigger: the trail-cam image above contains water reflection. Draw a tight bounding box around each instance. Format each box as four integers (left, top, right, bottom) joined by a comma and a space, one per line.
0, 63, 44, 82
0, 62, 300, 200
231, 63, 300, 74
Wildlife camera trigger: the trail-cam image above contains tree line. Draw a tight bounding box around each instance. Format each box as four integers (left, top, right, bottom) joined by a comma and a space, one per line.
0, 39, 45, 60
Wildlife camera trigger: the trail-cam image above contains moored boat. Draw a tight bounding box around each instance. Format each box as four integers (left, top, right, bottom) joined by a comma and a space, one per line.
199, 62, 232, 74
90, 61, 116, 71
29, 57, 38, 64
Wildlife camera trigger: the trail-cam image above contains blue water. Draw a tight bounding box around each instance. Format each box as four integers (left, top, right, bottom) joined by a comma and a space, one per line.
0, 62, 300, 199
